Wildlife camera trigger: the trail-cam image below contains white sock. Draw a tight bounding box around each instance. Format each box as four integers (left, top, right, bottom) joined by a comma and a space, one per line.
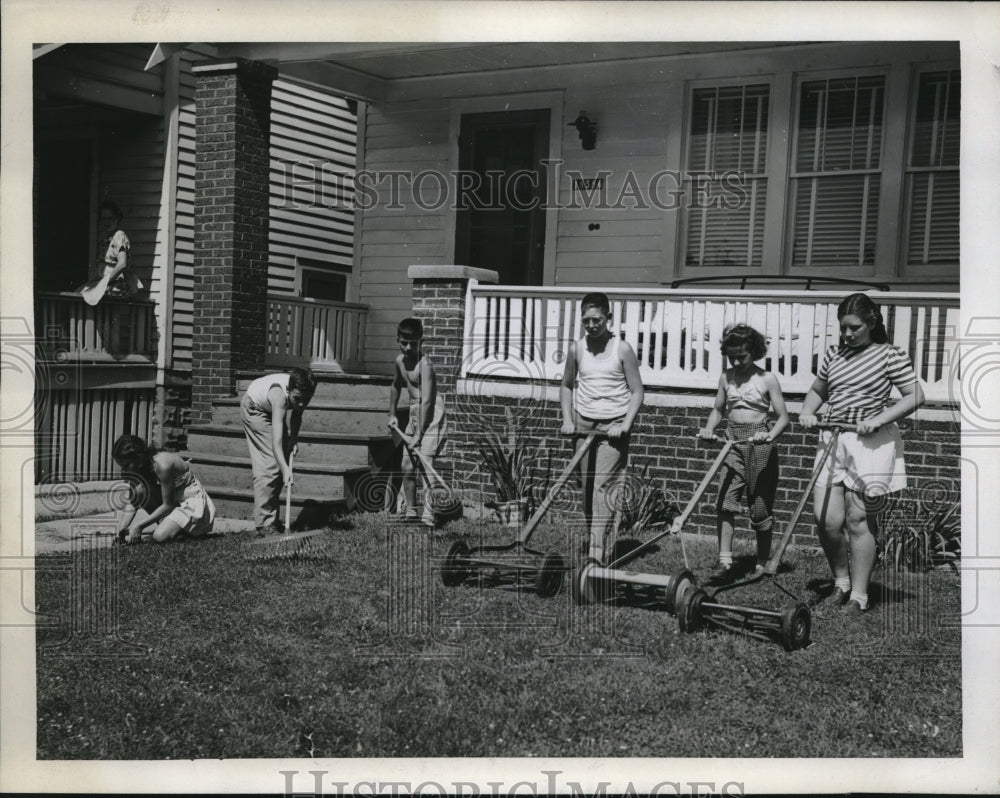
719, 552, 733, 566
849, 591, 868, 609
834, 576, 851, 592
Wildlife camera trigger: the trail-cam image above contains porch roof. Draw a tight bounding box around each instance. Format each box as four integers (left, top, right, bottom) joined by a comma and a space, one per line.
210, 41, 814, 101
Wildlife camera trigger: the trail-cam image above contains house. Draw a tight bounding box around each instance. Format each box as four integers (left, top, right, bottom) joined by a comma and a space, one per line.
33, 41, 960, 534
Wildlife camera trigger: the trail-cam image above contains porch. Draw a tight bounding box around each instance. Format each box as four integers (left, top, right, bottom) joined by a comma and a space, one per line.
34, 291, 370, 483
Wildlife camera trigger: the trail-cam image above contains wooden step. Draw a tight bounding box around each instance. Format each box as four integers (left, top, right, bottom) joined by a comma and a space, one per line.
180, 451, 368, 496
210, 397, 391, 434
201, 484, 352, 526
186, 424, 396, 467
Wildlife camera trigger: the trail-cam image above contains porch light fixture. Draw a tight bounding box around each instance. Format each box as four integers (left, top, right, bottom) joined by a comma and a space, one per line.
569, 111, 597, 150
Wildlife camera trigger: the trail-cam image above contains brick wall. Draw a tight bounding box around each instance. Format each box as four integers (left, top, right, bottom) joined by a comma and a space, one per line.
440, 393, 961, 549
411, 278, 468, 397
190, 58, 276, 424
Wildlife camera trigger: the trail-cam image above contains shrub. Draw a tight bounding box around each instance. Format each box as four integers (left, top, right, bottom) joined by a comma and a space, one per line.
877, 495, 960, 572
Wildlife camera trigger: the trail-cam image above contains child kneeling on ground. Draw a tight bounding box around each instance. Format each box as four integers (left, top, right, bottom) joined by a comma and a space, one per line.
699, 324, 789, 583
113, 434, 216, 544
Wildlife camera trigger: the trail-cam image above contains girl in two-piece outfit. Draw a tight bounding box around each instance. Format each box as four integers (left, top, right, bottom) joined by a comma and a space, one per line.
699, 324, 789, 582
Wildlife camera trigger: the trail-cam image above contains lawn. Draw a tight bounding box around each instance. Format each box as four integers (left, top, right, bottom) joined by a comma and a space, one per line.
35, 512, 961, 759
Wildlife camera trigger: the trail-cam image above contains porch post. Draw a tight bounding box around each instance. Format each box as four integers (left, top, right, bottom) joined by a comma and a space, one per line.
189, 57, 277, 424
407, 265, 498, 397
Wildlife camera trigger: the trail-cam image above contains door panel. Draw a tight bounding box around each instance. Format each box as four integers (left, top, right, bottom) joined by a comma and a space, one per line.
455, 109, 549, 285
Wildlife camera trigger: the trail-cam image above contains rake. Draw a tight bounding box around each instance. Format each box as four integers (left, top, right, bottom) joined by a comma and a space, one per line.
389, 419, 464, 524
243, 451, 330, 561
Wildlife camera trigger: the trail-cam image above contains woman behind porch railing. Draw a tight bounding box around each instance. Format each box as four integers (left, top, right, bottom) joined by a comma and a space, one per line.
76, 200, 140, 303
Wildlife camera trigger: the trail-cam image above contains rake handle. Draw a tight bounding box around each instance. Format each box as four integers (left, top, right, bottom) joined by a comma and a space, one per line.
285, 450, 294, 534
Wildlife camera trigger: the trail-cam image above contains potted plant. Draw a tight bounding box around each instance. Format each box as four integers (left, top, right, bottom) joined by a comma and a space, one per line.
478, 408, 536, 527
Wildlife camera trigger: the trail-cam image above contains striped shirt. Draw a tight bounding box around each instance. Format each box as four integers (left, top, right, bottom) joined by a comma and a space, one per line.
818, 343, 918, 423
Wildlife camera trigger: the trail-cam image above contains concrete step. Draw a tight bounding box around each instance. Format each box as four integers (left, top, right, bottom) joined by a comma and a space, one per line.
210, 397, 390, 434
186, 424, 396, 467
236, 370, 393, 402
202, 484, 351, 526
180, 451, 368, 497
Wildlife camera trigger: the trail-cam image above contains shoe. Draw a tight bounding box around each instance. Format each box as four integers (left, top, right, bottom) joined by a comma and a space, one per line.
842, 599, 867, 616
821, 587, 851, 608
707, 562, 734, 584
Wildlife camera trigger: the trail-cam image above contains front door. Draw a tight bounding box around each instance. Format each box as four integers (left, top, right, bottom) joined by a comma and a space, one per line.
454, 109, 549, 285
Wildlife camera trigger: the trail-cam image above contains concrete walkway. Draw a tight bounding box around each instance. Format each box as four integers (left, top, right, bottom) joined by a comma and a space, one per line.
34, 512, 256, 555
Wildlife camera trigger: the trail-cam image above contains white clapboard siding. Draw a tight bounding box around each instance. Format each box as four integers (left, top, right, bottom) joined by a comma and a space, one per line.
357, 101, 453, 373
170, 43, 217, 376
268, 78, 358, 296
172, 62, 358, 371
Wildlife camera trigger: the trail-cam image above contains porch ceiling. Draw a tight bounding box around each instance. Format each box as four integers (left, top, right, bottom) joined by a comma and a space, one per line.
215, 41, 807, 101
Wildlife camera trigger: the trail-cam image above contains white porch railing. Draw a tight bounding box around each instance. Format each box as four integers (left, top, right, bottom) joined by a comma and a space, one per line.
462, 286, 960, 404
265, 295, 368, 373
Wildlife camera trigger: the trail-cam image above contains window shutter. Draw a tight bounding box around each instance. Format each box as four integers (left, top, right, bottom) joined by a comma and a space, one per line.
789, 76, 885, 269
683, 84, 769, 269
904, 70, 960, 268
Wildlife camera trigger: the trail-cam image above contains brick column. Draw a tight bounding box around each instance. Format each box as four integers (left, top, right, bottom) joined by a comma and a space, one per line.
189, 58, 277, 424
408, 265, 498, 396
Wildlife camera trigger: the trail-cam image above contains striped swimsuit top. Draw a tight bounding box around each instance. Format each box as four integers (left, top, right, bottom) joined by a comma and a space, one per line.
818, 343, 918, 423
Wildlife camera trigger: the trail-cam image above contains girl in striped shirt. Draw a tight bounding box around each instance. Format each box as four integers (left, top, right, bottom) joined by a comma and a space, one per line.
799, 293, 924, 616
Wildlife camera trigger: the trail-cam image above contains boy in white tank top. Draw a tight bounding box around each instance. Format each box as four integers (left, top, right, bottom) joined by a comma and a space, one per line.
560, 292, 644, 562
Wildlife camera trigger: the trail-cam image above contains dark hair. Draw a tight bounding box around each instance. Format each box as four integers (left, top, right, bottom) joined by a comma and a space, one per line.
99, 199, 123, 220
580, 292, 610, 315
112, 434, 154, 472
720, 323, 768, 360
288, 367, 317, 399
838, 292, 888, 344
397, 317, 424, 340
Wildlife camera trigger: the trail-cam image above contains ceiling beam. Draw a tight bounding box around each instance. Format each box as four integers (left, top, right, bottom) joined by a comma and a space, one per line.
277, 61, 386, 102
216, 42, 474, 65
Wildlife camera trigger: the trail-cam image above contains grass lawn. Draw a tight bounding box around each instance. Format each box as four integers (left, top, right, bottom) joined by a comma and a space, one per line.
35, 512, 961, 759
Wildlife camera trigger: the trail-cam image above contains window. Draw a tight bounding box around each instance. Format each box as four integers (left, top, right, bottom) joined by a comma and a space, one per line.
296, 256, 349, 302
903, 69, 960, 268
683, 84, 770, 268
789, 76, 885, 270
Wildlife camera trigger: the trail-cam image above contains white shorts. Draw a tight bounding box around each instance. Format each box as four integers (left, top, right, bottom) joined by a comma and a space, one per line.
166, 482, 216, 538
814, 423, 906, 496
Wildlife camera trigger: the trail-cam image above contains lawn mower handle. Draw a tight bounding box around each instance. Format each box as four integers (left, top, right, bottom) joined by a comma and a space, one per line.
761, 425, 845, 575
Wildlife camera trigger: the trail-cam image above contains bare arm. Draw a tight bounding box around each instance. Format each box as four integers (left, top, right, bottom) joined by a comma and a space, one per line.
559, 343, 577, 434
763, 373, 789, 441
388, 357, 403, 426
798, 377, 828, 428
269, 386, 293, 482
859, 380, 924, 434
414, 358, 437, 445
617, 341, 644, 435
125, 457, 178, 542
699, 375, 727, 438
105, 247, 127, 282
